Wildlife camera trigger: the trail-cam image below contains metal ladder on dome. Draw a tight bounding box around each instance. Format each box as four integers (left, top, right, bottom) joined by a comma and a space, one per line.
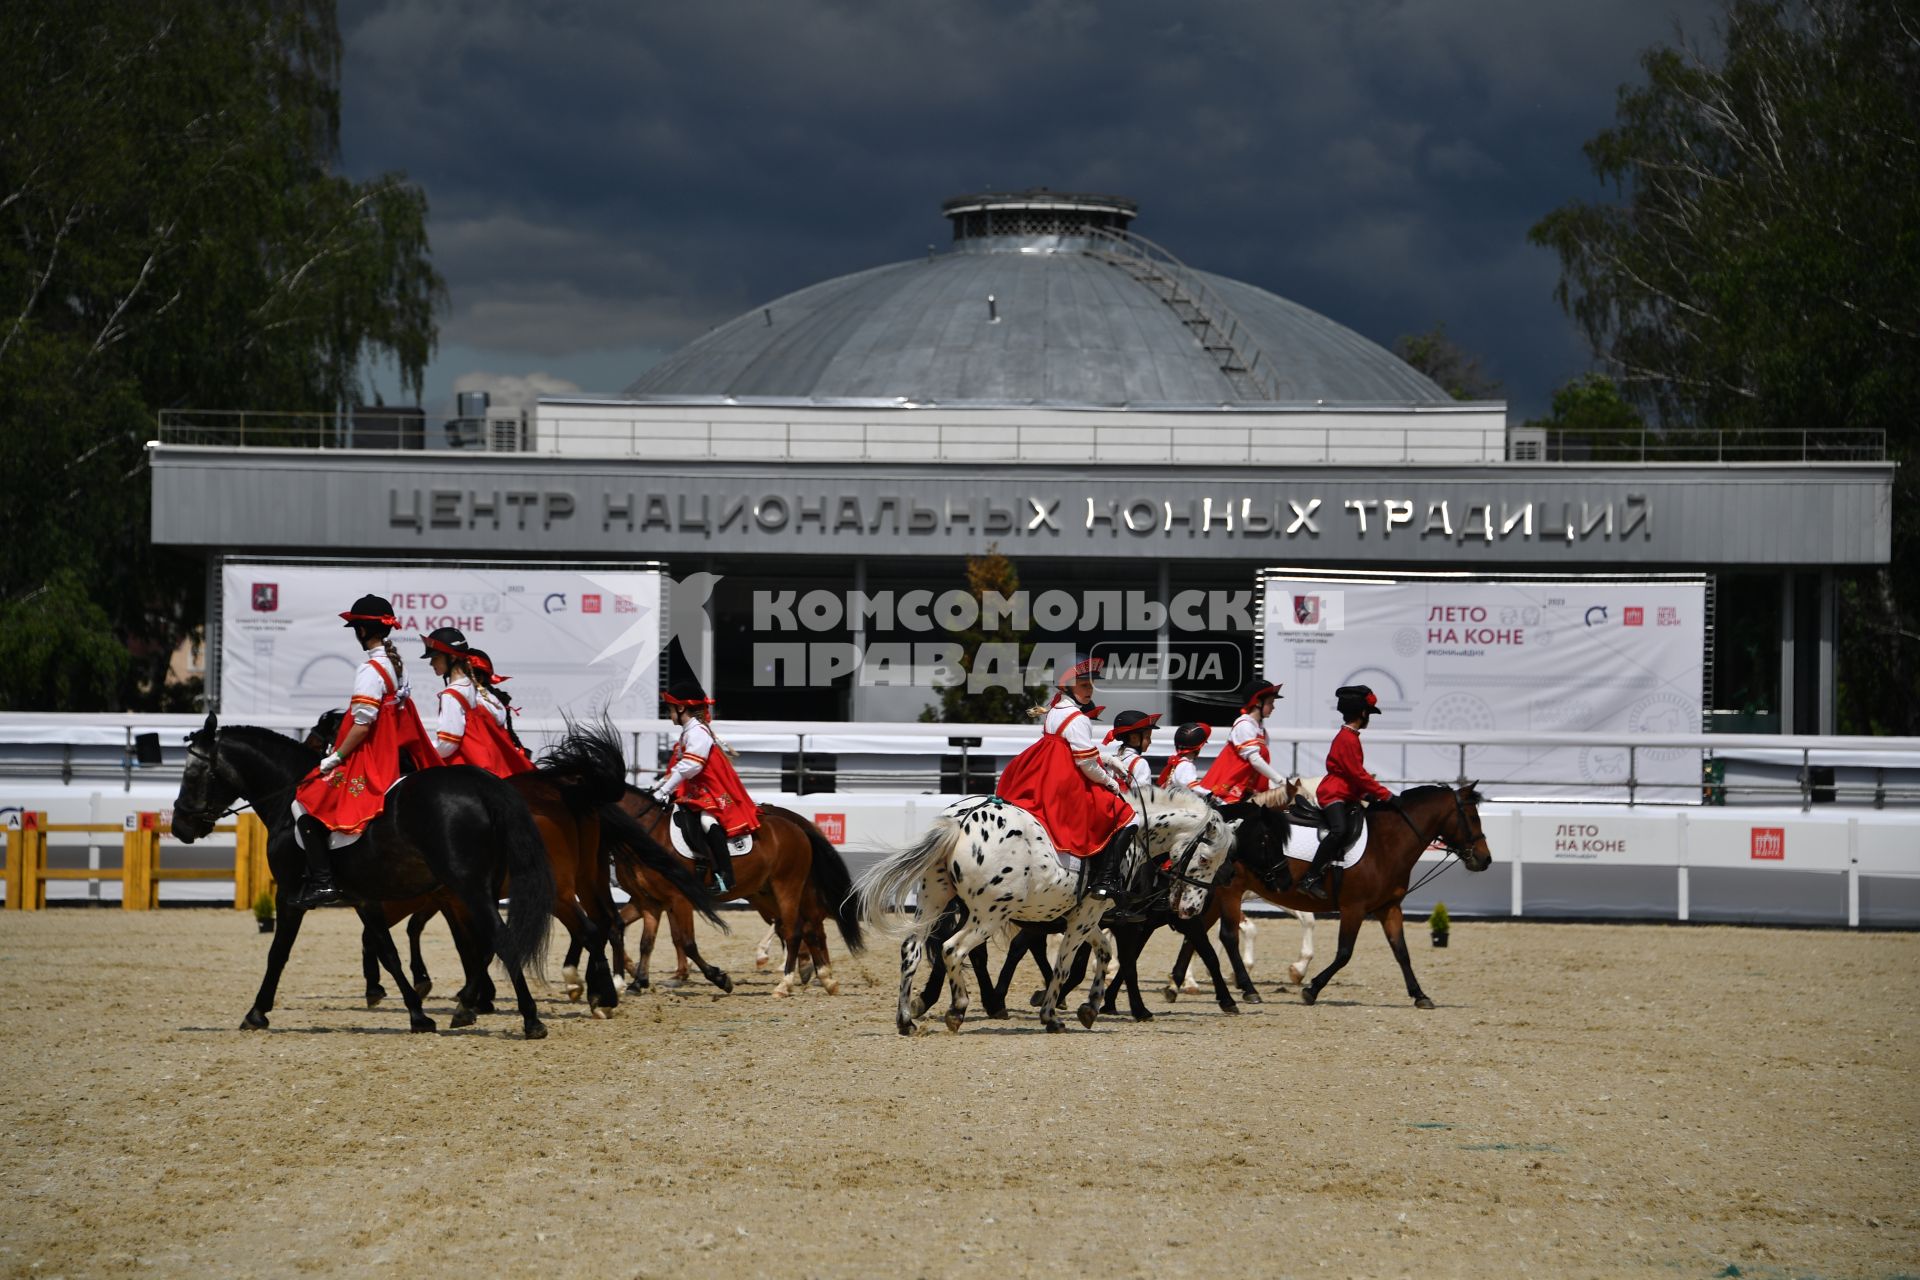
1083, 227, 1287, 401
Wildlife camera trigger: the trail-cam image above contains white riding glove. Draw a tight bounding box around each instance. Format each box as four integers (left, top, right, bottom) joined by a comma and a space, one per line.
319, 751, 345, 774
651, 787, 673, 806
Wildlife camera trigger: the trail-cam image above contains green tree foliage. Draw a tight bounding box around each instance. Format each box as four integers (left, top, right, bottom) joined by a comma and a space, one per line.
0, 1, 445, 711
1392, 324, 1504, 401
1524, 372, 1649, 459
922, 547, 1039, 724
1530, 0, 1920, 732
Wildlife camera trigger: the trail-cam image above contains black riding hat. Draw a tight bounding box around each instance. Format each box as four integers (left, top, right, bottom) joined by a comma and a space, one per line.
1336, 684, 1381, 720
1173, 722, 1211, 752
1103, 709, 1161, 744
421, 626, 470, 659
340, 594, 398, 630
1238, 678, 1283, 711
663, 674, 713, 709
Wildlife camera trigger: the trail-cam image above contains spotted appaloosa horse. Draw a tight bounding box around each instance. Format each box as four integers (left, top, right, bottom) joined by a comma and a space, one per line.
856, 786, 1232, 1034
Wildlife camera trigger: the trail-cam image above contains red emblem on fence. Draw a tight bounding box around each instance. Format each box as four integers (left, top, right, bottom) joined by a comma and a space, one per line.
1750, 827, 1785, 860
814, 813, 846, 844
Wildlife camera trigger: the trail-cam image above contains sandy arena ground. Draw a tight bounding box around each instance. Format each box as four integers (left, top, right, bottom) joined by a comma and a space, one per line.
0, 907, 1913, 1279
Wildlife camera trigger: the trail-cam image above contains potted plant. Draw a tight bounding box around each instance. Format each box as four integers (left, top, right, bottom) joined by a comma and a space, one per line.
252, 889, 276, 934
1428, 902, 1450, 948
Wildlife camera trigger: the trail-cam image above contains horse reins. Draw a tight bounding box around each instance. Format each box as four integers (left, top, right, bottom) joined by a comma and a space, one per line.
1389, 789, 1489, 896
179, 737, 319, 826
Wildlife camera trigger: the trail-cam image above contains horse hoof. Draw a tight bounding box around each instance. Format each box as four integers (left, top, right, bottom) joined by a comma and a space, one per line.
475, 1000, 497, 1016
1243, 990, 1264, 1005
1415, 996, 1436, 1010
1076, 1004, 1097, 1029
1301, 987, 1319, 1006
523, 1022, 548, 1041
1044, 1019, 1065, 1034
944, 1013, 965, 1034
709, 971, 735, 994
1220, 1002, 1240, 1016
409, 1016, 436, 1034
365, 988, 386, 1009
451, 1007, 476, 1029
564, 985, 584, 1003
413, 978, 432, 999
1028, 990, 1045, 1008
772, 985, 793, 999
822, 978, 840, 996
590, 1004, 611, 1020
754, 955, 771, 970
1131, 1009, 1155, 1023
907, 996, 929, 1019
989, 1008, 1010, 1020
897, 1020, 916, 1037
240, 1009, 268, 1031
1161, 986, 1179, 1004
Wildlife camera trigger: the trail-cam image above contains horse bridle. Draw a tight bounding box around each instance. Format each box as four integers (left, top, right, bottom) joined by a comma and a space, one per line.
1388, 788, 1490, 894
177, 731, 315, 826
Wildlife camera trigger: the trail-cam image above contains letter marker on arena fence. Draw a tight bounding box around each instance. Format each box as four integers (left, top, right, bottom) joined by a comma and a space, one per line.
3, 811, 266, 910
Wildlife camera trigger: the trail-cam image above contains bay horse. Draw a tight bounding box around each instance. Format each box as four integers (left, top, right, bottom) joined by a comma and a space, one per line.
170, 715, 556, 1039
1230, 782, 1493, 1008
612, 788, 864, 997
856, 786, 1232, 1034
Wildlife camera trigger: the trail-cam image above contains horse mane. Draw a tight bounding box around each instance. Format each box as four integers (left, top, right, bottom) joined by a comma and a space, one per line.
536, 714, 625, 779
1248, 788, 1292, 809
1399, 783, 1486, 805
1136, 785, 1219, 821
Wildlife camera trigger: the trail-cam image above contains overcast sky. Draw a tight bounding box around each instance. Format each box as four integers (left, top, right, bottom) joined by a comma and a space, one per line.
339, 0, 1723, 421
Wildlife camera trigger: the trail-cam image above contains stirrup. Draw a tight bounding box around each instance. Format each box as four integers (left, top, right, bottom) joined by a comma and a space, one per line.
289, 877, 345, 909
1296, 871, 1330, 901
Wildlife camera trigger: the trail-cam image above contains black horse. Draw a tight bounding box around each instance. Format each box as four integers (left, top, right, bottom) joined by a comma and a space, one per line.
171, 714, 557, 1039
910, 799, 1292, 1022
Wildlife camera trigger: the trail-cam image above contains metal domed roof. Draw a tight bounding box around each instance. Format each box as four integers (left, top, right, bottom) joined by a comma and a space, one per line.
624, 192, 1451, 408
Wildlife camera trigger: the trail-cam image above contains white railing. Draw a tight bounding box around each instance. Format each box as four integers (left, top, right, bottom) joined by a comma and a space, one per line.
6, 715, 1918, 810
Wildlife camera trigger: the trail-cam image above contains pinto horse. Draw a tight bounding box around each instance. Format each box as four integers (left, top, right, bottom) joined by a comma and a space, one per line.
170, 715, 556, 1039
612, 789, 863, 997
1230, 783, 1493, 1008
857, 787, 1232, 1034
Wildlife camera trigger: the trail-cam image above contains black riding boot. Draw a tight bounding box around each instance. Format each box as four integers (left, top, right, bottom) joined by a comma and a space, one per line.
1088, 825, 1135, 901
702, 823, 735, 895
287, 815, 345, 909
1296, 802, 1349, 901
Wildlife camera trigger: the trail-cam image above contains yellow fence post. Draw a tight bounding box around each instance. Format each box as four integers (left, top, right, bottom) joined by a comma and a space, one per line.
233, 818, 253, 909
3, 815, 21, 909
18, 812, 48, 910
122, 812, 160, 910
240, 814, 273, 906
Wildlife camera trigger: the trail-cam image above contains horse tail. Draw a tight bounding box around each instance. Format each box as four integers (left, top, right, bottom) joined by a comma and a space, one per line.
534, 714, 630, 814
854, 811, 962, 944
488, 784, 555, 984
764, 804, 864, 955
599, 799, 726, 929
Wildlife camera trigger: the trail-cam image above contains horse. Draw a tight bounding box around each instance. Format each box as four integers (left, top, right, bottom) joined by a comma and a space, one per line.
1229, 782, 1493, 1008
323, 717, 719, 1020
934, 792, 1297, 1021
170, 715, 556, 1039
856, 786, 1232, 1034
1169, 901, 1316, 996
612, 788, 863, 997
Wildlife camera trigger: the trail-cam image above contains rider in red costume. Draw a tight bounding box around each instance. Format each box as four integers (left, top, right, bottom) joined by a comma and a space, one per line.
651, 675, 758, 893
1101, 710, 1160, 789
1157, 722, 1212, 795
995, 656, 1136, 901
1197, 678, 1287, 804
289, 594, 442, 908
423, 627, 533, 777
1296, 684, 1394, 900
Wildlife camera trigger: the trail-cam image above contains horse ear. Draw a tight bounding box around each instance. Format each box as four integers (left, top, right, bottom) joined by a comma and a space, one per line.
201, 712, 218, 735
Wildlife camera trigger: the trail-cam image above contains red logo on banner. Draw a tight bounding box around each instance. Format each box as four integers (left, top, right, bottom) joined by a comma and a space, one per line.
582, 594, 602, 614
814, 813, 846, 844
1623, 607, 1644, 627
1293, 595, 1320, 626
1750, 827, 1785, 860
252, 583, 279, 612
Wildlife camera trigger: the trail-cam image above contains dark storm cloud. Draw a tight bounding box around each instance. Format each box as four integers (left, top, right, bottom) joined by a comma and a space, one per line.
339, 0, 1722, 415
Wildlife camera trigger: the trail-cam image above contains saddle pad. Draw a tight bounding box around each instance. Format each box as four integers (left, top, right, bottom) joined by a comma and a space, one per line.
667, 825, 754, 860
1312, 814, 1369, 869
288, 799, 365, 852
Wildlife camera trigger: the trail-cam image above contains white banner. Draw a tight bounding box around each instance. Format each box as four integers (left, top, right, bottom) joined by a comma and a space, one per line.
1263, 576, 1705, 801
219, 562, 661, 723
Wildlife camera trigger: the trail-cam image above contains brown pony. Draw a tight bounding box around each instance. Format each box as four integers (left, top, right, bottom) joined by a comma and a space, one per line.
609, 787, 863, 996
1227, 782, 1493, 1008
